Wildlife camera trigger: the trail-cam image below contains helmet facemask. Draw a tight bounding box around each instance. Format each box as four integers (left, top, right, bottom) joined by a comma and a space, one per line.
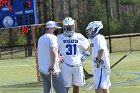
63, 25, 75, 37
86, 28, 93, 38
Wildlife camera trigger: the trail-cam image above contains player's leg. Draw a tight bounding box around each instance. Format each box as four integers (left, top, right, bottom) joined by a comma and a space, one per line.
100, 68, 111, 93
52, 72, 67, 93
61, 63, 73, 92
40, 72, 51, 93
101, 69, 111, 93
92, 68, 103, 93
102, 89, 109, 93
73, 85, 79, 93
95, 88, 109, 93
95, 88, 103, 93
66, 87, 70, 92
73, 65, 85, 93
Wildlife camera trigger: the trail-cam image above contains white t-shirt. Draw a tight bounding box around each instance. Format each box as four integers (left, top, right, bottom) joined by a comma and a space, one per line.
38, 33, 60, 75
57, 33, 90, 65
91, 34, 110, 71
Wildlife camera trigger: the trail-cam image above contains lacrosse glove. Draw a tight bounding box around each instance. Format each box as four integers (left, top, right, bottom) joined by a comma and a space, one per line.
81, 51, 90, 61
94, 57, 104, 68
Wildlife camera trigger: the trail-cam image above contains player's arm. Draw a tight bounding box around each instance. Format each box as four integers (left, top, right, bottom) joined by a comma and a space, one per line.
81, 45, 91, 61
81, 37, 91, 61
49, 47, 57, 73
58, 52, 64, 62
94, 49, 104, 68
87, 39, 92, 54
97, 49, 103, 62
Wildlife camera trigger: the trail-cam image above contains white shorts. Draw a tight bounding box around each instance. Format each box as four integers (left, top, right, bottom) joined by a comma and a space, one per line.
61, 63, 85, 87
93, 67, 111, 89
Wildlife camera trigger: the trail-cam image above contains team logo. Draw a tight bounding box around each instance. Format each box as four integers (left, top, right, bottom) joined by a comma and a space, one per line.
3, 16, 13, 28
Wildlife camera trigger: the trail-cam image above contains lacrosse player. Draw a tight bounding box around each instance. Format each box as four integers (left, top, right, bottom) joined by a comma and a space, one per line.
38, 21, 67, 93
57, 17, 90, 93
86, 21, 111, 93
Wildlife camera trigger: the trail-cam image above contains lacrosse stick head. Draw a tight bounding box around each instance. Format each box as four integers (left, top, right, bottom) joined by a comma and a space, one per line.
81, 51, 90, 61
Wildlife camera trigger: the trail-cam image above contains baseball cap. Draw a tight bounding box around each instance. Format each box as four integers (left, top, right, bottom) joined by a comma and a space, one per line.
46, 21, 61, 28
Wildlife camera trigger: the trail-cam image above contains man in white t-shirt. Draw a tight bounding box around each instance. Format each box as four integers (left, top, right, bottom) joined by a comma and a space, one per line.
86, 21, 111, 93
57, 17, 90, 93
38, 21, 66, 93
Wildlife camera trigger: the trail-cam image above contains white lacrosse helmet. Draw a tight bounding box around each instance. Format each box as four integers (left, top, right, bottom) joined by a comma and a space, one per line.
86, 21, 103, 38
63, 17, 75, 37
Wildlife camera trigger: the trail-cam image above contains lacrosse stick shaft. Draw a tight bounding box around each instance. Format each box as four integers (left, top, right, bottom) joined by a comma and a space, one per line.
82, 51, 132, 91
84, 50, 132, 80
50, 74, 53, 93
110, 51, 132, 69
0, 22, 62, 29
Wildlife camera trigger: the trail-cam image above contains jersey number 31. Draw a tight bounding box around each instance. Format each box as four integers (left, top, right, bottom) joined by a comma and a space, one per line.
66, 44, 77, 55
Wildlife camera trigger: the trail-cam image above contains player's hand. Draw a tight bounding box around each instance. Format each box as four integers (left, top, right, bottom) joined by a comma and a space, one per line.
94, 57, 100, 68
49, 65, 55, 74
94, 57, 104, 68
58, 54, 64, 62
81, 51, 90, 61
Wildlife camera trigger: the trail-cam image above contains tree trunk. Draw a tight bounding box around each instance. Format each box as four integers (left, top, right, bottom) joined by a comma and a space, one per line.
116, 0, 120, 22
42, 0, 47, 22
68, 0, 72, 17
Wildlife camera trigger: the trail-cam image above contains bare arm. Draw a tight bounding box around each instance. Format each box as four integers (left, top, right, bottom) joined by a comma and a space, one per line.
97, 49, 104, 62
49, 47, 57, 73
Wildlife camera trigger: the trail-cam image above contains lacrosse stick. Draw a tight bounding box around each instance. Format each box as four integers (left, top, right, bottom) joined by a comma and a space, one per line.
83, 50, 132, 91
84, 50, 132, 80
110, 50, 132, 69
50, 73, 53, 93
82, 79, 94, 91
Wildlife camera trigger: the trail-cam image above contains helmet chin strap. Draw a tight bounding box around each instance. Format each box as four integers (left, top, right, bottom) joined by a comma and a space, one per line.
89, 33, 97, 39
92, 33, 99, 38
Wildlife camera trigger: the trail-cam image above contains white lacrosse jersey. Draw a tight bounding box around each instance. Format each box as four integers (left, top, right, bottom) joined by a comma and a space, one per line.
91, 34, 110, 72
38, 33, 60, 75
57, 33, 90, 65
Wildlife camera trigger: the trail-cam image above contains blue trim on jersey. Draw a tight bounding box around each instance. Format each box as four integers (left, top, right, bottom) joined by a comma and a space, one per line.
83, 74, 85, 84
98, 68, 102, 89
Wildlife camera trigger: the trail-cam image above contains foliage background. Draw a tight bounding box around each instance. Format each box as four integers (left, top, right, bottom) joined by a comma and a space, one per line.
0, 0, 140, 52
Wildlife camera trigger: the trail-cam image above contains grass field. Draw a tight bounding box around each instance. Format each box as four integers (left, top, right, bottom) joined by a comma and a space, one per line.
0, 51, 140, 93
